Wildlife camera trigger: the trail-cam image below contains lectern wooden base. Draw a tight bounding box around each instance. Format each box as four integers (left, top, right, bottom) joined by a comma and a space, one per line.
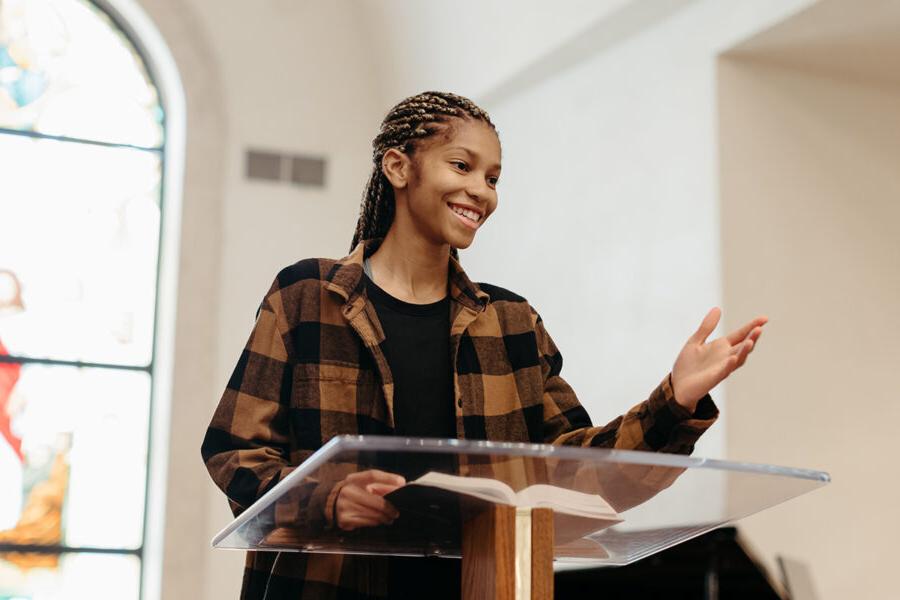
461, 506, 554, 600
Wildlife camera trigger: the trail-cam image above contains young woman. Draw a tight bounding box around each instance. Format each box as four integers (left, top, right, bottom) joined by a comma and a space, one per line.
202, 91, 766, 600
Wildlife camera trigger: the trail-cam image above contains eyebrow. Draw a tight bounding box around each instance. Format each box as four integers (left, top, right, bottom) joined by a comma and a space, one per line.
446, 146, 502, 172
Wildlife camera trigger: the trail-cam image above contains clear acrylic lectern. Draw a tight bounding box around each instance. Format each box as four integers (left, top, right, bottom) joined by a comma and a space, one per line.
212, 436, 829, 599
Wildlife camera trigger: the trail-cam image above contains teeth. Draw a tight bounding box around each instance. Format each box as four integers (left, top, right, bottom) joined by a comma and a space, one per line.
451, 205, 481, 223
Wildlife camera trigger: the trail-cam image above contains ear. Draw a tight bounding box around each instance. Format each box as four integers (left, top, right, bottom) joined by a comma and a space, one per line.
381, 147, 411, 190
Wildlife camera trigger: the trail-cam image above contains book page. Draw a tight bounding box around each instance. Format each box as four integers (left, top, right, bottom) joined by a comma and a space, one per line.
411, 472, 516, 505
515, 484, 619, 520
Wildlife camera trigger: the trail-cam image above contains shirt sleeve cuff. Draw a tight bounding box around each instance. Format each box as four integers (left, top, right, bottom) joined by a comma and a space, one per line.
663, 372, 719, 421
642, 373, 719, 454
323, 479, 348, 530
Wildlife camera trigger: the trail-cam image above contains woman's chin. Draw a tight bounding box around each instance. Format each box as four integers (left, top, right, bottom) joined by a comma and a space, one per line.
448, 232, 476, 251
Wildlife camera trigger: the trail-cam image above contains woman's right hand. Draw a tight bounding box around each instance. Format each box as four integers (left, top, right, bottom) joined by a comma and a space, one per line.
335, 469, 405, 531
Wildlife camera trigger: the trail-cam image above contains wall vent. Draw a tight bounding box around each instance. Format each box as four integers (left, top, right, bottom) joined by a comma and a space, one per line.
245, 149, 326, 187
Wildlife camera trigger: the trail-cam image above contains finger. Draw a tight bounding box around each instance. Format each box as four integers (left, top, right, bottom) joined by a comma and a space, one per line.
736, 338, 756, 368
351, 469, 407, 487
338, 514, 386, 531
338, 498, 398, 526
744, 330, 762, 362
689, 307, 721, 344
356, 487, 397, 515
342, 500, 398, 522
745, 326, 763, 343
717, 354, 739, 380
729, 340, 754, 370
366, 482, 404, 496
729, 338, 754, 356
725, 317, 768, 346
748, 326, 763, 345
727, 339, 754, 369
368, 469, 406, 486
341, 484, 393, 511
342, 486, 399, 519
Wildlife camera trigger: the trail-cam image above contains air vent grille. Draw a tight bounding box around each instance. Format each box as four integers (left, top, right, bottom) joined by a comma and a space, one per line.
245, 149, 326, 187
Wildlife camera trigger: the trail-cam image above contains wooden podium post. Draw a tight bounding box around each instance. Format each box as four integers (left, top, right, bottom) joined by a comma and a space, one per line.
461, 506, 554, 600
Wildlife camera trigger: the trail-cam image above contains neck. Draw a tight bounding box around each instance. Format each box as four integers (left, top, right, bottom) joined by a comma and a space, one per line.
367, 224, 450, 304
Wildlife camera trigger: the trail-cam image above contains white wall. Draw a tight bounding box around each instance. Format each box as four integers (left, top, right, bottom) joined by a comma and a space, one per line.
463, 0, 814, 460
356, 0, 635, 106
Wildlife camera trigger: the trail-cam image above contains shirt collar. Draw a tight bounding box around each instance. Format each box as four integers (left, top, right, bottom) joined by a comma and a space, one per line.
323, 238, 490, 312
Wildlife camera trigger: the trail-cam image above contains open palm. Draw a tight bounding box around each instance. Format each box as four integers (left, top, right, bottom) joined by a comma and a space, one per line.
671, 307, 767, 411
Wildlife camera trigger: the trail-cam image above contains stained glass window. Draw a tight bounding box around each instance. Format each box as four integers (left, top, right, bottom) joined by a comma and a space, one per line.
0, 0, 163, 598
0, 0, 163, 147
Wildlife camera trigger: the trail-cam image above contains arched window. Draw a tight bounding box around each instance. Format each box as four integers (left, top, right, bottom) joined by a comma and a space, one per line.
0, 1, 164, 597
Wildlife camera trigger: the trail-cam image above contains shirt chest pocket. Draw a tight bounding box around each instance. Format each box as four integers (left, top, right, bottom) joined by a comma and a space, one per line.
290, 368, 391, 441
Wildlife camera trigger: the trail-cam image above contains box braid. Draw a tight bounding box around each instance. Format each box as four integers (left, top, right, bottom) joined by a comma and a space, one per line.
350, 91, 496, 258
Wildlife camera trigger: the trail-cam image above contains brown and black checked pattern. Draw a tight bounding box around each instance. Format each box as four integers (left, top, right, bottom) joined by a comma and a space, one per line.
201, 237, 719, 599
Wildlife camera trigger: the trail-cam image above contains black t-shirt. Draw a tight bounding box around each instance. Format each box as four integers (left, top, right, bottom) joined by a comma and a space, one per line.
363, 274, 461, 599
364, 274, 456, 439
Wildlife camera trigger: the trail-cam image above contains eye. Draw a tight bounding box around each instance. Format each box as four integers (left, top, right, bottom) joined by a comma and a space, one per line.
488, 176, 499, 187
450, 160, 468, 171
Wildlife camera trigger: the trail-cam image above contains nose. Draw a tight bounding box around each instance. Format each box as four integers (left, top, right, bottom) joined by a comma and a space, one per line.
465, 173, 492, 203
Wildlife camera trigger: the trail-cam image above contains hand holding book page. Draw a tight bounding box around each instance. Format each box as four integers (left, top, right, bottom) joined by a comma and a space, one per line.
334, 469, 405, 531
384, 471, 623, 545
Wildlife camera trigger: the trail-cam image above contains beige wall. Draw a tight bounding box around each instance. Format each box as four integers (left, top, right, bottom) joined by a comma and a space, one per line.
720, 53, 900, 600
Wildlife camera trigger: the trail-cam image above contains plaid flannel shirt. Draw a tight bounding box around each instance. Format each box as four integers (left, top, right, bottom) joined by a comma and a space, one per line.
201, 238, 719, 599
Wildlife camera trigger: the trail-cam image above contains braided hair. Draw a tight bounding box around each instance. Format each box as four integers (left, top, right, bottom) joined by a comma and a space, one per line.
350, 91, 497, 258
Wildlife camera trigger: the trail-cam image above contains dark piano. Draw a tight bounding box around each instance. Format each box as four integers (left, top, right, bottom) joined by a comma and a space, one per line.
555, 527, 794, 599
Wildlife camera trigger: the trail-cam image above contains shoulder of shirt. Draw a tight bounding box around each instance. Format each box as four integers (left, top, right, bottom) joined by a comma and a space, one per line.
475, 282, 539, 313
256, 257, 339, 308
475, 281, 526, 303
271, 257, 336, 288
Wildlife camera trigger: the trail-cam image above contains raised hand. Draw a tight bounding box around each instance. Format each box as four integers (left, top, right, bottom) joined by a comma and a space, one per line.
335, 469, 405, 531
671, 308, 767, 412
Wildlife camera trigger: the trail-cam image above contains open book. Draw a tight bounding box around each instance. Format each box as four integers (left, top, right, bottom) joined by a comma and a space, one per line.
390, 472, 619, 519
384, 472, 622, 544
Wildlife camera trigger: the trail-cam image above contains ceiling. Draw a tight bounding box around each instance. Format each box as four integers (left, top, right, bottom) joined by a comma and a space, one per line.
724, 0, 900, 87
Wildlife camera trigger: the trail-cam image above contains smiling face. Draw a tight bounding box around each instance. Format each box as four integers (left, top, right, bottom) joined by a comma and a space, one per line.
386, 117, 502, 251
